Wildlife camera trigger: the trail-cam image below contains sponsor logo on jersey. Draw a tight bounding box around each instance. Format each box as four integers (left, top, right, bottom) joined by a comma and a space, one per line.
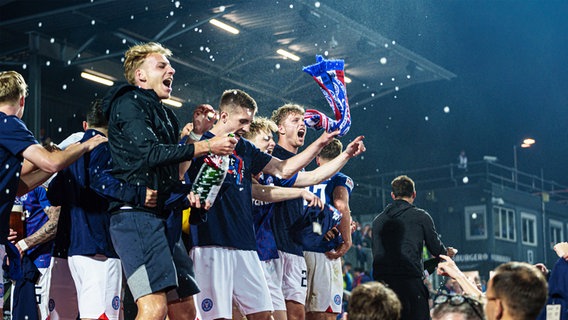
202, 298, 214, 312
345, 177, 354, 190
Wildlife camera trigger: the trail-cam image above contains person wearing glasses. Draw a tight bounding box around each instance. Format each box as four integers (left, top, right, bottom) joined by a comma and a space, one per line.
431, 293, 485, 320
438, 255, 548, 320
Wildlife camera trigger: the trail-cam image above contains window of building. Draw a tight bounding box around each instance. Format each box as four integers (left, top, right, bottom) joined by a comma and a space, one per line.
465, 205, 487, 240
550, 220, 564, 248
520, 212, 537, 246
493, 206, 516, 242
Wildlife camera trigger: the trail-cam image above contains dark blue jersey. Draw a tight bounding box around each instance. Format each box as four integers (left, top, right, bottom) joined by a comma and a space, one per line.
293, 204, 342, 253
19, 186, 53, 268
252, 173, 297, 261
0, 112, 37, 243
303, 172, 353, 252
270, 144, 306, 256
48, 129, 145, 258
189, 132, 272, 250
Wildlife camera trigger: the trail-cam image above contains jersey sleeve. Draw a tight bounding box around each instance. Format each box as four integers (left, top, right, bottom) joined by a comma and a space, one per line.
0, 115, 38, 156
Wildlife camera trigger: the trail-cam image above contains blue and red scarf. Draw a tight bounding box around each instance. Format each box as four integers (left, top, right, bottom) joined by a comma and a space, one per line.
302, 55, 351, 137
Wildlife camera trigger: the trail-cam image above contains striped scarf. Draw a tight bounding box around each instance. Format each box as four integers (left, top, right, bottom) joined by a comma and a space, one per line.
302, 55, 351, 137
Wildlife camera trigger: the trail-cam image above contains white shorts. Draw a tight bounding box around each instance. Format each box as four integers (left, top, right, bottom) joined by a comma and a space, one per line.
49, 257, 79, 320
68, 255, 122, 320
261, 259, 286, 311
304, 251, 343, 313
37, 262, 54, 320
190, 246, 273, 320
277, 250, 307, 304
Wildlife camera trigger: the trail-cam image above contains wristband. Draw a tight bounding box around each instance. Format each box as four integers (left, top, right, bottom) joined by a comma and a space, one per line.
189, 131, 202, 141
17, 239, 29, 252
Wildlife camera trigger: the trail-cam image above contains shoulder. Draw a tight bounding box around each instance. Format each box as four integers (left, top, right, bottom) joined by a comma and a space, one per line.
334, 172, 354, 190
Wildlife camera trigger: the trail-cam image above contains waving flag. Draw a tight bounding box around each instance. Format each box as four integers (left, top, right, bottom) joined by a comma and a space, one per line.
302, 55, 351, 137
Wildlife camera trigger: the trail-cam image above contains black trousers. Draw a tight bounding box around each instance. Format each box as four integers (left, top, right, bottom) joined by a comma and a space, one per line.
375, 275, 431, 320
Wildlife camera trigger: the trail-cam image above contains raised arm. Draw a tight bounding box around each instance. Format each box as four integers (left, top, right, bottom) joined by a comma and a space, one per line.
293, 136, 365, 187
252, 183, 323, 208
437, 254, 483, 298
262, 130, 339, 179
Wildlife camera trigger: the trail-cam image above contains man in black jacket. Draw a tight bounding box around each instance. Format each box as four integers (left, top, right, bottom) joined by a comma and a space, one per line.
102, 42, 237, 320
372, 175, 456, 320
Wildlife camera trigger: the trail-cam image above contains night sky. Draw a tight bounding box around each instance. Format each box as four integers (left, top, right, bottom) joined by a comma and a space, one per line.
332, 1, 568, 190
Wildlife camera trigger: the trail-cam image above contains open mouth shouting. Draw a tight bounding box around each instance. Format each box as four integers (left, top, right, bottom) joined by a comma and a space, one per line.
163, 77, 173, 93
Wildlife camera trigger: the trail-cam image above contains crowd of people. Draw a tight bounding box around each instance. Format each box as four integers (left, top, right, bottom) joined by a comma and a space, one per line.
0, 40, 565, 320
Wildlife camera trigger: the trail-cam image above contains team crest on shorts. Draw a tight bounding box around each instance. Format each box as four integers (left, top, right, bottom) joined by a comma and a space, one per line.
202, 298, 214, 312
334, 294, 341, 305
49, 298, 55, 311
112, 296, 120, 310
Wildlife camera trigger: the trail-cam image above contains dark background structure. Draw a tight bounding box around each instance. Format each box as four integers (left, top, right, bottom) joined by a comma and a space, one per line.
1, 0, 567, 216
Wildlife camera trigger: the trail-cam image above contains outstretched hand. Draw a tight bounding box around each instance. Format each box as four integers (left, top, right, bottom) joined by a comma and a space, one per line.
554, 242, 568, 261
317, 129, 340, 146
343, 136, 366, 158
436, 254, 463, 278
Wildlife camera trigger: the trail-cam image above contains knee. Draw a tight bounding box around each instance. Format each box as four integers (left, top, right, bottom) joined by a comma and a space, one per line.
137, 299, 168, 320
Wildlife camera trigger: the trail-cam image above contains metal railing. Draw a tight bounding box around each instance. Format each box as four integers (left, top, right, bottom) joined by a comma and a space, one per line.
353, 160, 568, 204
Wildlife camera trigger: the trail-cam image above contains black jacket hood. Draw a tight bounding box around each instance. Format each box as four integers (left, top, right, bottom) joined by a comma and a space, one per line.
383, 199, 414, 219
101, 83, 136, 120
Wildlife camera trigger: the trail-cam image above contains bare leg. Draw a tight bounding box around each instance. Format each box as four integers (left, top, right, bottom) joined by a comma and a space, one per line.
168, 296, 196, 320
305, 312, 338, 320
136, 292, 168, 320
272, 310, 288, 320
246, 310, 272, 320
285, 300, 305, 320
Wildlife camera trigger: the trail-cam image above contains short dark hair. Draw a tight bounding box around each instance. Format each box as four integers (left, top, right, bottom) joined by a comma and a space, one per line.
491, 262, 547, 320
391, 175, 415, 198
86, 99, 108, 128
348, 282, 401, 320
219, 89, 257, 114
318, 139, 342, 160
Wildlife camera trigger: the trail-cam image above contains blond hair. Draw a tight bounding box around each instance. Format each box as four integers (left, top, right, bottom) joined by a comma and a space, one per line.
349, 282, 401, 320
0, 71, 28, 104
123, 42, 172, 85
243, 116, 277, 140
270, 103, 305, 126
